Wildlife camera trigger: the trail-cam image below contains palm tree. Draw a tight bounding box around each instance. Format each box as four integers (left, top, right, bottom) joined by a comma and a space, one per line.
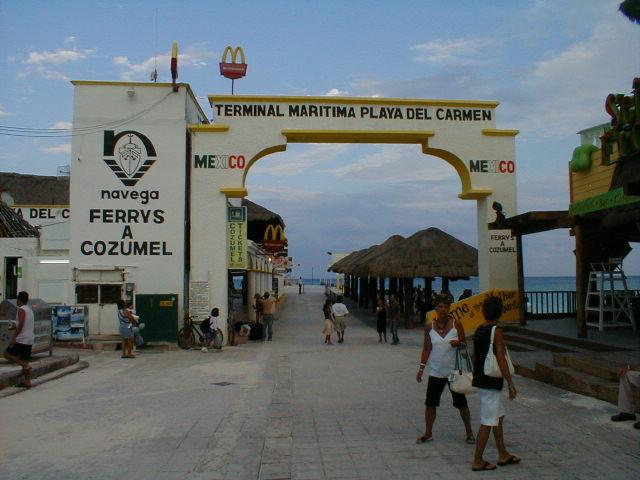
619, 0, 640, 24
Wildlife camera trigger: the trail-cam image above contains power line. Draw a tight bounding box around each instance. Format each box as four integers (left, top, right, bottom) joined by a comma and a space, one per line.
0, 91, 174, 138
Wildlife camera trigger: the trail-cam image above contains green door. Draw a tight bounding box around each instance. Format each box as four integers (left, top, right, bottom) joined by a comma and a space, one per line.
135, 294, 178, 342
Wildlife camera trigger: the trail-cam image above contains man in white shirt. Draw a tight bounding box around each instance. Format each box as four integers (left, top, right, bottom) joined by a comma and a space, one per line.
331, 296, 349, 343
3, 291, 35, 388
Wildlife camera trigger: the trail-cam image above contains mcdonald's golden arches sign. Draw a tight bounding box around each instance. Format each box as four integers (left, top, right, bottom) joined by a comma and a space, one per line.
219, 46, 247, 80
262, 224, 287, 253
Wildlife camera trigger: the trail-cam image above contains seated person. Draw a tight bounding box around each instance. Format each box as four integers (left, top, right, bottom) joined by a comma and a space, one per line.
611, 365, 640, 429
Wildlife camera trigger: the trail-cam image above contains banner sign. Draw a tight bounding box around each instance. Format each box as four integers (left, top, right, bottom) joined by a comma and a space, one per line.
189, 280, 210, 319
227, 206, 247, 269
426, 290, 521, 334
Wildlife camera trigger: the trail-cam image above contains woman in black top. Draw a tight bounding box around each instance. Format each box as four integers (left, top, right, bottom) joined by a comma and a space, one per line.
375, 298, 387, 343
471, 296, 520, 471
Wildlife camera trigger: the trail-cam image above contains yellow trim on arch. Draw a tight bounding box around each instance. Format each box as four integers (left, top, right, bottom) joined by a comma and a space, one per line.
189, 124, 230, 132
220, 187, 248, 198
482, 129, 519, 137
209, 94, 499, 109
282, 129, 434, 144
241, 144, 288, 185
422, 146, 492, 200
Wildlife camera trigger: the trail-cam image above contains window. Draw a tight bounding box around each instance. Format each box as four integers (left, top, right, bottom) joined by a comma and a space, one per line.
100, 285, 122, 304
76, 284, 98, 303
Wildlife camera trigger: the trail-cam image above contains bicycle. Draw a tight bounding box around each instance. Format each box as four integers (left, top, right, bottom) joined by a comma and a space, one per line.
177, 315, 224, 350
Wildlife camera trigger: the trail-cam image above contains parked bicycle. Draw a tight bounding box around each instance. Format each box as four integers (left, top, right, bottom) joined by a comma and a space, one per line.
177, 315, 224, 350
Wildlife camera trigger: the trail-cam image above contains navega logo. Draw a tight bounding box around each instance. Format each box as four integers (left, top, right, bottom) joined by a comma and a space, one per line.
103, 130, 156, 186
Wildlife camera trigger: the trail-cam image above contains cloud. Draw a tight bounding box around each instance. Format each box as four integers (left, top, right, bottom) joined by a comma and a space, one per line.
64, 35, 76, 45
51, 121, 72, 129
114, 45, 215, 81
325, 145, 455, 183
325, 88, 349, 96
499, 12, 639, 137
410, 38, 492, 65
25, 48, 92, 66
19, 45, 95, 81
40, 144, 71, 154
249, 143, 350, 177
0, 104, 12, 117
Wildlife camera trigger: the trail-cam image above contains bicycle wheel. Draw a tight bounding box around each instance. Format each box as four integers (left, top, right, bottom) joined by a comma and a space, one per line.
177, 327, 195, 349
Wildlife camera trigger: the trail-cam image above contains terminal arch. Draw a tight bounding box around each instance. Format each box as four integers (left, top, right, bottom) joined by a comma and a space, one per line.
189, 95, 519, 325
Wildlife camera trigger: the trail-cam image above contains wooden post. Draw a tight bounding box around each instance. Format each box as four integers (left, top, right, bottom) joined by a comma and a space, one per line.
404, 278, 414, 328
575, 223, 587, 338
516, 233, 527, 326
398, 278, 405, 313
441, 277, 449, 293
378, 277, 385, 301
424, 277, 433, 312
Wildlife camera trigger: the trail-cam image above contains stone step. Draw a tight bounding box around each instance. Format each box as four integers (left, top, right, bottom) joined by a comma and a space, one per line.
506, 326, 628, 352
553, 353, 619, 382
503, 333, 576, 353
534, 361, 618, 405
502, 339, 536, 352
0, 354, 80, 390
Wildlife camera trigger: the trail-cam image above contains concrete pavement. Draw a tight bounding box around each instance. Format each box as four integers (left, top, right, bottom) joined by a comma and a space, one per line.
1, 285, 639, 479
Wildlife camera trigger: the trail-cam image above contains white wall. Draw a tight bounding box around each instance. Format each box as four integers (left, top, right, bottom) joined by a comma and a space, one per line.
69, 83, 197, 325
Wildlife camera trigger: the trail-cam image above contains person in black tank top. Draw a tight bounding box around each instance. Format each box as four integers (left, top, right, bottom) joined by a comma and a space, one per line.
471, 296, 521, 472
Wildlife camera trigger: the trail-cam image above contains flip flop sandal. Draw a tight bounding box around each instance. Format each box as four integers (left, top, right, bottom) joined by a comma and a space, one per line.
466, 437, 476, 445
416, 435, 433, 444
497, 455, 521, 466
472, 461, 496, 471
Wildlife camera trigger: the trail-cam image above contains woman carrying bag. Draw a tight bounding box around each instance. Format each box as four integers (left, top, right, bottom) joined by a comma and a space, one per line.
416, 295, 475, 444
471, 296, 521, 471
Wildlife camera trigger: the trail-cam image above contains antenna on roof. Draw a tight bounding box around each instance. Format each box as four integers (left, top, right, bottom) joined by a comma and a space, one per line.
151, 8, 158, 82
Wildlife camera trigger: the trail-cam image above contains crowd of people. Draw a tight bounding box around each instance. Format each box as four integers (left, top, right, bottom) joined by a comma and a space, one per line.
4, 288, 638, 471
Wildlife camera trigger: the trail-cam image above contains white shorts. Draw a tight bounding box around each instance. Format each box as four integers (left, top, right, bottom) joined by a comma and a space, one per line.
478, 388, 506, 426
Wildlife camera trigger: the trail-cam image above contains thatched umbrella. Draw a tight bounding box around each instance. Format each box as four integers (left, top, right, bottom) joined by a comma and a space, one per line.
366, 227, 477, 279
351, 235, 405, 278
329, 246, 376, 274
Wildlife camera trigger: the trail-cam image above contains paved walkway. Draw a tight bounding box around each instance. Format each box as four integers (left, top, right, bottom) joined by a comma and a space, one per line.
1, 286, 639, 479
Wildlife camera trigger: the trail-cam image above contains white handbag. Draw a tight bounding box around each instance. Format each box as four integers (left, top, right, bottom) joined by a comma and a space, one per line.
449, 346, 475, 394
483, 325, 515, 378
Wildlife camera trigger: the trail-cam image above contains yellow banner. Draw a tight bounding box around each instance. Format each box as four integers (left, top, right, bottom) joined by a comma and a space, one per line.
426, 290, 521, 335
228, 207, 247, 269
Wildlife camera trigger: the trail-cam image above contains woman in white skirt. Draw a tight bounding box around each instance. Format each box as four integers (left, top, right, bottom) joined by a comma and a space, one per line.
471, 296, 521, 471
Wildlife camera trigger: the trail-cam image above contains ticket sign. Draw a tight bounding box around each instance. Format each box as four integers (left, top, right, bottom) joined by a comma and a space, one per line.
227, 206, 247, 269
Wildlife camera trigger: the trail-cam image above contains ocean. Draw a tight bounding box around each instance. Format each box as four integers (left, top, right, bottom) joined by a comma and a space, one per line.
302, 275, 640, 302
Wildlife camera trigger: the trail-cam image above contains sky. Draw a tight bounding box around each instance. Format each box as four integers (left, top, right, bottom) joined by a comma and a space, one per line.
1, 0, 639, 280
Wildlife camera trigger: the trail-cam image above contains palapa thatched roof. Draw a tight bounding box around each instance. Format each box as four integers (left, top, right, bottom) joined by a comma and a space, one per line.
0, 202, 40, 238
0, 172, 69, 205
351, 234, 405, 277
242, 198, 285, 226
329, 245, 377, 273
365, 227, 477, 279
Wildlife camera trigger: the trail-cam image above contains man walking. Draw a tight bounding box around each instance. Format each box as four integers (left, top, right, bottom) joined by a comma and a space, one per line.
262, 292, 277, 341
331, 296, 349, 343
3, 291, 35, 388
298, 276, 303, 294
388, 294, 401, 345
